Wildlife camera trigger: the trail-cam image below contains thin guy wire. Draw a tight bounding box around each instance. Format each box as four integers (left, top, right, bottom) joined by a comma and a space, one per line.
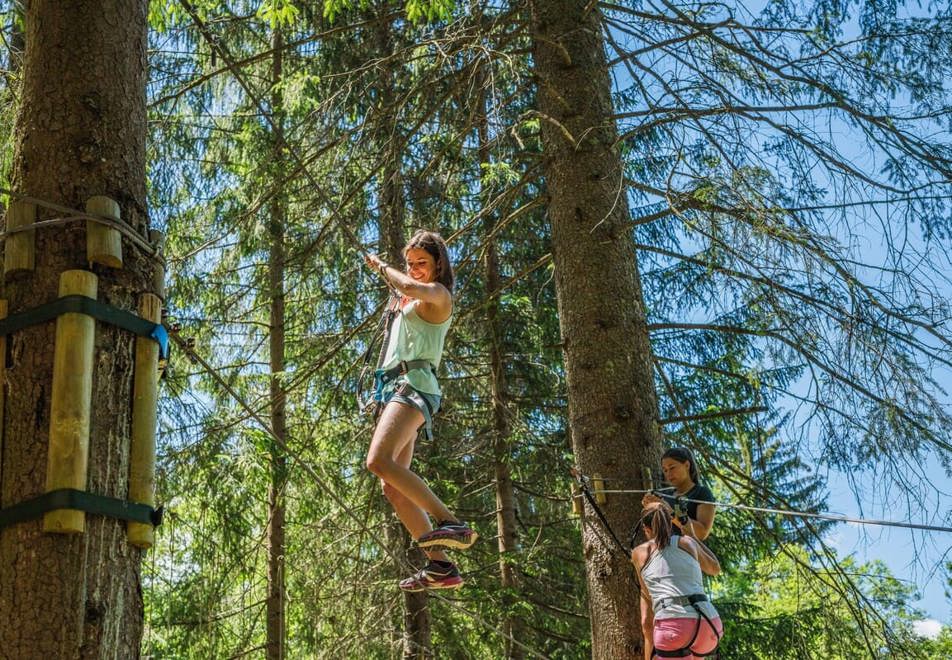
575, 474, 952, 534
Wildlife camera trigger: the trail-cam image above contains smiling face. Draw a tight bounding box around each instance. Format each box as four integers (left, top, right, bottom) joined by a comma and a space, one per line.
661, 457, 693, 489
405, 247, 438, 283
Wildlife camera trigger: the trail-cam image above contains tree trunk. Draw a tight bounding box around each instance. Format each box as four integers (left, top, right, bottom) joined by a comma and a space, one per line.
476, 66, 523, 659
0, 2, 150, 658
266, 27, 288, 660
373, 9, 431, 659
529, 2, 663, 658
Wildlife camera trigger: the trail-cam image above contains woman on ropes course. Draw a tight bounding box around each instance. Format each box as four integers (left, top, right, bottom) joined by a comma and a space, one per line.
363, 230, 477, 592
632, 502, 723, 660
642, 447, 716, 540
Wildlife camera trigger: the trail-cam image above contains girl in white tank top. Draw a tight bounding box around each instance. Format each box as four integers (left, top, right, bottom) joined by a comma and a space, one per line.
632, 503, 723, 659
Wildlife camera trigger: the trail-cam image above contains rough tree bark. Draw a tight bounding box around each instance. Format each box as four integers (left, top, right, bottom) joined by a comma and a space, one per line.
0, 1, 151, 658
266, 27, 288, 660
530, 1, 663, 658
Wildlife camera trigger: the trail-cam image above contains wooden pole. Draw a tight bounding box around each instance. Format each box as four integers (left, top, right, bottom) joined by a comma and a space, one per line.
150, 230, 165, 301
44, 270, 97, 534
127, 293, 161, 548
85, 196, 123, 268
4, 200, 36, 275
0, 299, 6, 492
593, 474, 607, 504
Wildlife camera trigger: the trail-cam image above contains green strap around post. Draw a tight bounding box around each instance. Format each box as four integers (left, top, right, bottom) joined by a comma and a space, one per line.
0, 295, 168, 358
0, 489, 163, 529
0, 296, 168, 532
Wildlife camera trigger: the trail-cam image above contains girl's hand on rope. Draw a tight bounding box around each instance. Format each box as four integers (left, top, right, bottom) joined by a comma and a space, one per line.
672, 516, 695, 537
364, 252, 386, 273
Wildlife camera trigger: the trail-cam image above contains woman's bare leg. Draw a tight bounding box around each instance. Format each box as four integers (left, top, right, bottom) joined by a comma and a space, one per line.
366, 400, 456, 525
382, 439, 450, 563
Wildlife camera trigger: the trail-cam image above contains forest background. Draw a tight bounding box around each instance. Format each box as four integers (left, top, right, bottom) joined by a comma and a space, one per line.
1, 0, 952, 658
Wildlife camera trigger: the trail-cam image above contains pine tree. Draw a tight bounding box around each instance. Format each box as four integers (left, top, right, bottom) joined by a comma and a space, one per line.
0, 1, 152, 655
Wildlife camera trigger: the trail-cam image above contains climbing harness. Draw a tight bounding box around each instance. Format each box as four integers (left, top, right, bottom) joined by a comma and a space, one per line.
651, 592, 721, 658
373, 360, 437, 401
356, 293, 399, 416
356, 294, 437, 418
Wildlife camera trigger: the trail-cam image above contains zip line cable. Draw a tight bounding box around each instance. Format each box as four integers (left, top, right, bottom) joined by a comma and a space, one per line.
574, 472, 952, 535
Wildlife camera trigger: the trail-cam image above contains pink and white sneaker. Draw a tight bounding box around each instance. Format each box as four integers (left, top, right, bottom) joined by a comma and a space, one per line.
416, 520, 478, 550
398, 561, 464, 592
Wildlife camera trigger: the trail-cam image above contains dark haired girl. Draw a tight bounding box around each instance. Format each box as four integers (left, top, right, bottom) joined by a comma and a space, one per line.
363, 230, 477, 591
642, 447, 716, 540
632, 503, 723, 659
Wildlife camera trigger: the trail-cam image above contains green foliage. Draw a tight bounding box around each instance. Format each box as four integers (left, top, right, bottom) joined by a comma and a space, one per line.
135, 0, 952, 657
256, 0, 301, 27
480, 160, 520, 187
323, 0, 454, 24
715, 547, 939, 659
919, 625, 952, 657
404, 0, 453, 23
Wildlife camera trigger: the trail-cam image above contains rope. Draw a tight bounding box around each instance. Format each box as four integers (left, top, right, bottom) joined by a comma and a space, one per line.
570, 469, 631, 557
575, 473, 952, 535
0, 186, 157, 255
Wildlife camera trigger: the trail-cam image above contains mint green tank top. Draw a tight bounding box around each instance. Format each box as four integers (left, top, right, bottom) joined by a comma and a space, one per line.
381, 300, 452, 396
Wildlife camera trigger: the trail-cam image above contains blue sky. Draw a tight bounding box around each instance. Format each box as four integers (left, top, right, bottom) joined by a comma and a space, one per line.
603, 0, 952, 628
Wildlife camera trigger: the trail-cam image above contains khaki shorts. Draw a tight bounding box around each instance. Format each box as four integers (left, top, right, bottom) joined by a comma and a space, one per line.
381, 379, 441, 440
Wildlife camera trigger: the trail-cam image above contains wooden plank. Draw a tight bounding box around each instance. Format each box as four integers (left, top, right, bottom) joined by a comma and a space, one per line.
85, 196, 123, 268
127, 293, 161, 548
43, 270, 97, 534
4, 200, 36, 275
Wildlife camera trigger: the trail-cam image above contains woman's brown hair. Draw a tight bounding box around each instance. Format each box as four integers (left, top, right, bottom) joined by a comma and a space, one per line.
663, 446, 700, 484
639, 502, 674, 549
404, 229, 454, 291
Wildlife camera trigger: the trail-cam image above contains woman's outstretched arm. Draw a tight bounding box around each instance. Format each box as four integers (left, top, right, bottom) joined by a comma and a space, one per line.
364, 253, 451, 310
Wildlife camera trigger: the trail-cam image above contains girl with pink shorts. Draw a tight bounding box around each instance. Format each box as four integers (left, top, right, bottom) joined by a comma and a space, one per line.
631, 503, 723, 659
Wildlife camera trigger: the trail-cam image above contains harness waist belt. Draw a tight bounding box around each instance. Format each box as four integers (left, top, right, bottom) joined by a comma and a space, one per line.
653, 649, 716, 658
657, 593, 707, 610
652, 594, 719, 659
377, 359, 435, 386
